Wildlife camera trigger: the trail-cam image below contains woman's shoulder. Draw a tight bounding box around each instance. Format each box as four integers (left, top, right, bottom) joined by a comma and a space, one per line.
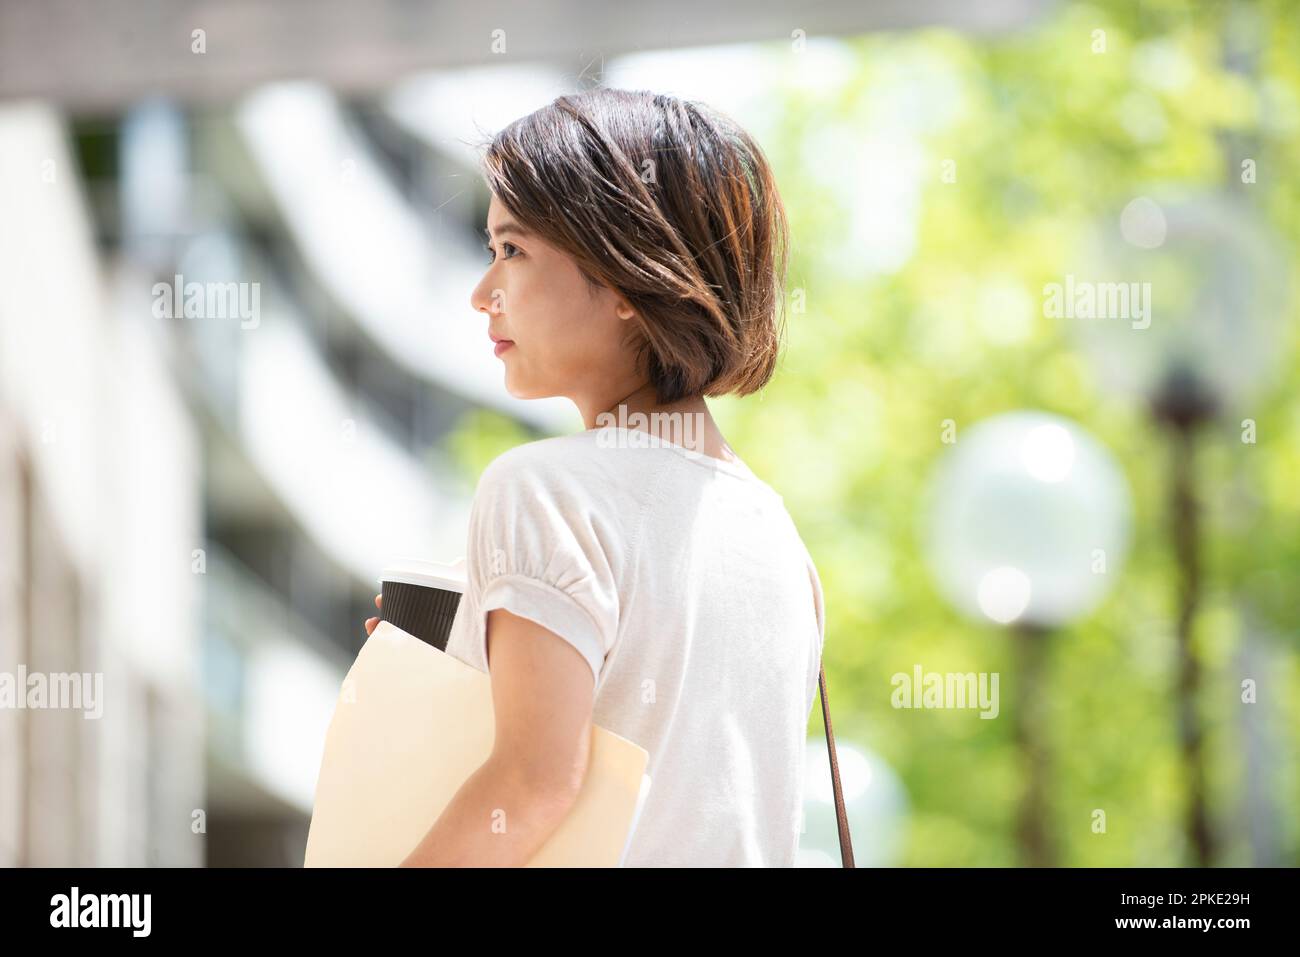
469, 433, 668, 565
475, 429, 664, 503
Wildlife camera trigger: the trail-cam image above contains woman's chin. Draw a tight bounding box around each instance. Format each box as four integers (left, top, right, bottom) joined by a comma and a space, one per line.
503, 377, 539, 400
504, 378, 558, 402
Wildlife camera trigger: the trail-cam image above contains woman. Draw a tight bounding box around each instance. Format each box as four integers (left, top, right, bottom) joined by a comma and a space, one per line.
364, 88, 827, 867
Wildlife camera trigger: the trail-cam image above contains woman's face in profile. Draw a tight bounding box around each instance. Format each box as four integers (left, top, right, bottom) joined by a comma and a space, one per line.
471, 193, 634, 402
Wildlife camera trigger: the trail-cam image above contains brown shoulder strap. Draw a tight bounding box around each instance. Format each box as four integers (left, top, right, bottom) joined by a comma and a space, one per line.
818, 663, 854, 867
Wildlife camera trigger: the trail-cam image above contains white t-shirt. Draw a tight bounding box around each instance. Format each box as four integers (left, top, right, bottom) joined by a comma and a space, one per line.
443, 424, 827, 867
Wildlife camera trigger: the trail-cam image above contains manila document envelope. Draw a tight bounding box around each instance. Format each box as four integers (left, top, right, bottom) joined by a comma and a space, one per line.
304, 620, 651, 867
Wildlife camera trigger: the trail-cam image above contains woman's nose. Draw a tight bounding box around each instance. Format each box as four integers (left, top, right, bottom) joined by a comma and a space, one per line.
474, 284, 505, 318
469, 274, 493, 315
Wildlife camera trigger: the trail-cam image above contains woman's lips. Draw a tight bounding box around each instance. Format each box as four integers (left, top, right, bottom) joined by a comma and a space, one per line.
493, 340, 514, 358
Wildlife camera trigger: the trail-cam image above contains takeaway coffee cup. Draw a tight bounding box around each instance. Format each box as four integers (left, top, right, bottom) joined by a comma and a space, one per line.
378, 557, 467, 652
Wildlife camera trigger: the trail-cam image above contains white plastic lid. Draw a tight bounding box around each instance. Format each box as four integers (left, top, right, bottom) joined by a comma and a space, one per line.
379, 556, 467, 592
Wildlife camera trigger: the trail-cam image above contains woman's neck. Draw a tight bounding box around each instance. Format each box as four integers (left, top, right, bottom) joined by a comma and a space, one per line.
579, 383, 736, 463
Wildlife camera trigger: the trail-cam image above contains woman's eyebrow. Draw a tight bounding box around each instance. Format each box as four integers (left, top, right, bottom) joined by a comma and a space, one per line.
484, 221, 530, 241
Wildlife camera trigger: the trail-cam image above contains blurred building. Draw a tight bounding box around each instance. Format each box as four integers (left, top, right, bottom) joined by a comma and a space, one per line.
0, 86, 575, 865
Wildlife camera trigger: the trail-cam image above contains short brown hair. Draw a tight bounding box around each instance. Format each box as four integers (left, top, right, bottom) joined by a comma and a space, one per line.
477, 87, 790, 405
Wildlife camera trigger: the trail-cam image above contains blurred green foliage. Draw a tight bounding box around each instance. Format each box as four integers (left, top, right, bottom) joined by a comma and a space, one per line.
443, 406, 536, 483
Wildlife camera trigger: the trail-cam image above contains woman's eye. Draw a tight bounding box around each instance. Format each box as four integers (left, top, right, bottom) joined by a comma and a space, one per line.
484, 242, 520, 264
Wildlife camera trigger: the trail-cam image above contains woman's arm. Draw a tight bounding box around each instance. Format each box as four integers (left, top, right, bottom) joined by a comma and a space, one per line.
399, 607, 597, 866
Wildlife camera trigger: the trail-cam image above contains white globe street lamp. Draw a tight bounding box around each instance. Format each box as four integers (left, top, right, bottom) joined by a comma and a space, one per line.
921, 411, 1133, 865
1072, 193, 1290, 420
1069, 191, 1292, 866
922, 412, 1133, 629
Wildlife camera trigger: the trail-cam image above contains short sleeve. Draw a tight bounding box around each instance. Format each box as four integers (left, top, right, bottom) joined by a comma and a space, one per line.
465, 447, 621, 688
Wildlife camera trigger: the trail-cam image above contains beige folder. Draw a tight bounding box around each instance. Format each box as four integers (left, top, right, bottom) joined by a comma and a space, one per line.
304, 620, 651, 867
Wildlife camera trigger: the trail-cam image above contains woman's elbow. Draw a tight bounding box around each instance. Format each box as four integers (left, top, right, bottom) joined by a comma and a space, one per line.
491, 755, 585, 823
